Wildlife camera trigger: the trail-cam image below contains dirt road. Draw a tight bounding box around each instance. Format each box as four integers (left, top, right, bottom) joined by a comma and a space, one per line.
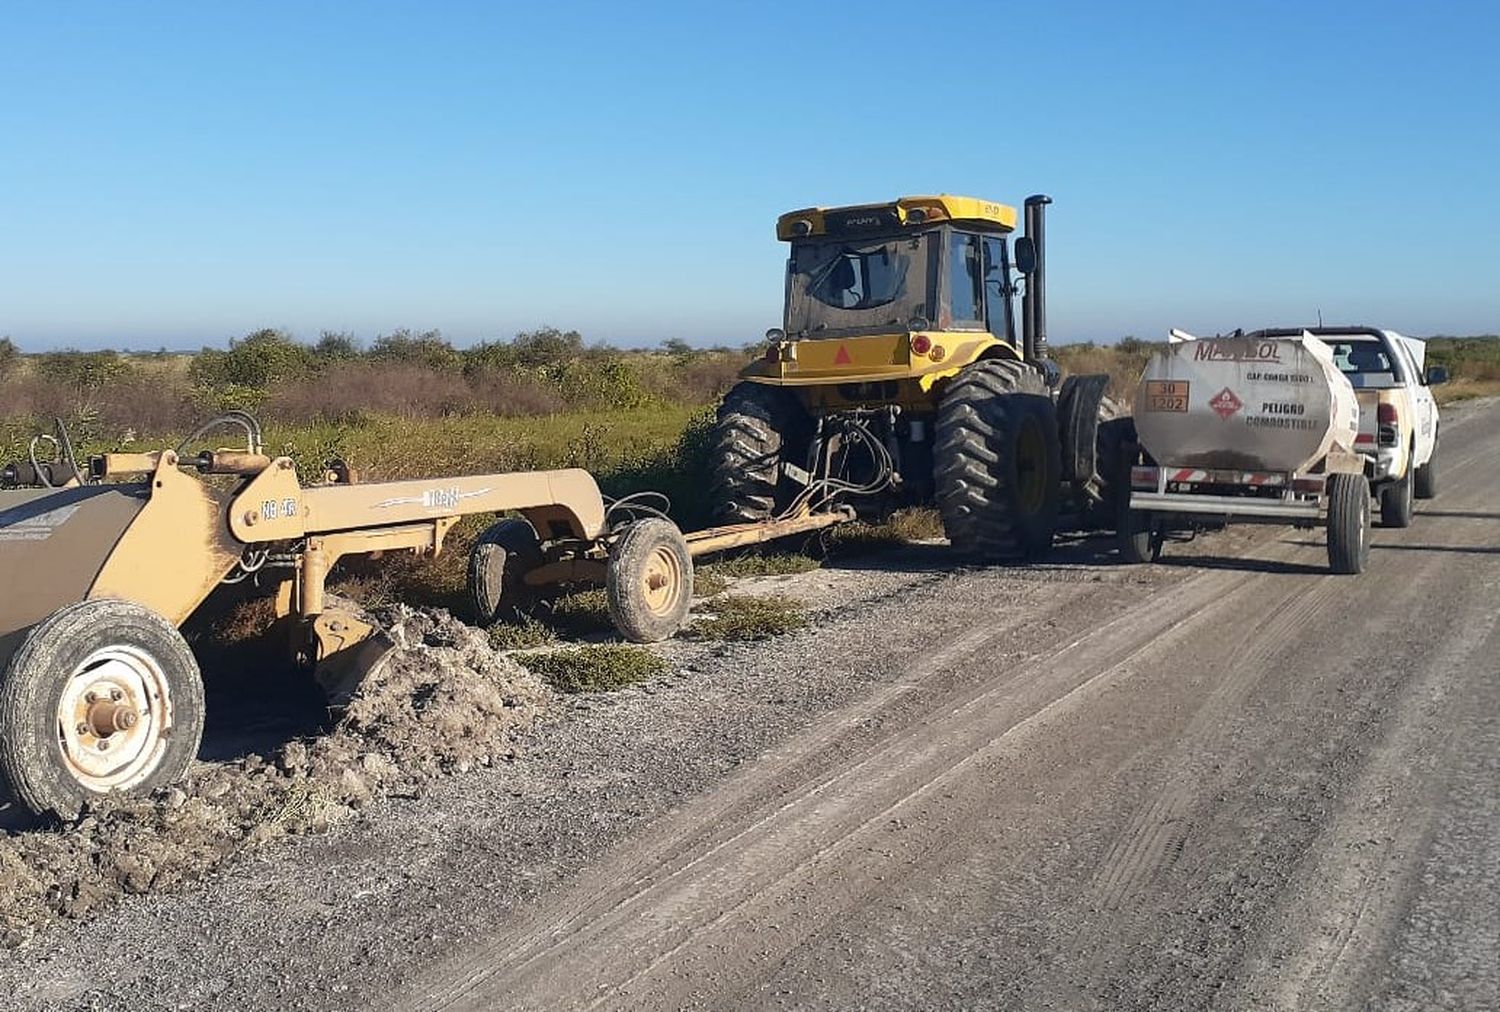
2, 399, 1496, 1011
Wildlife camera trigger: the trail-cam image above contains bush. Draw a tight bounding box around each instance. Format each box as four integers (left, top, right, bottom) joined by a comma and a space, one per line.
369, 329, 461, 372
0, 337, 17, 376
314, 331, 361, 361
191, 329, 315, 389
34, 349, 131, 392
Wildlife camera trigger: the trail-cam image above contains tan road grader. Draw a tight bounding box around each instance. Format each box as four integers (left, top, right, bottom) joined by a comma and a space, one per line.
708, 194, 1133, 558
0, 413, 847, 818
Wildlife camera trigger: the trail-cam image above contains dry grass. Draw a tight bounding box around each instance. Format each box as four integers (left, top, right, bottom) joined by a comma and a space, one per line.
829, 507, 945, 552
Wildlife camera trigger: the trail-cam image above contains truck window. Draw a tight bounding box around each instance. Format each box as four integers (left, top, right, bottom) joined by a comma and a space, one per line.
983, 236, 1008, 339
1329, 339, 1399, 390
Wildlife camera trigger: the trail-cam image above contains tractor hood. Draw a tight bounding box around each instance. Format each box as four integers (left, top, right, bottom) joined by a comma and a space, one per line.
0, 484, 150, 666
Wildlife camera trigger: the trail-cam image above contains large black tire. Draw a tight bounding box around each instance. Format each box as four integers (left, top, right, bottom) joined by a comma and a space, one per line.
606, 518, 694, 643
1326, 472, 1372, 574
1415, 441, 1438, 500
0, 598, 204, 820
468, 518, 544, 626
1380, 454, 1415, 528
935, 359, 1062, 560
708, 382, 807, 524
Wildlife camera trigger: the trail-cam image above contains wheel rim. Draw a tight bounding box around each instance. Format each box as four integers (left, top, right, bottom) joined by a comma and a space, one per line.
1016, 416, 1048, 515
56, 644, 174, 793
640, 545, 684, 617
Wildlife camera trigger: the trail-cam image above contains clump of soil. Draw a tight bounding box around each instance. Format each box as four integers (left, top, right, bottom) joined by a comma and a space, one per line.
0, 605, 548, 948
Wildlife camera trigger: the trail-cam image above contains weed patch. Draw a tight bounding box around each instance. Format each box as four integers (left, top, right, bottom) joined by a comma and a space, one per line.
685, 593, 807, 642
516, 645, 669, 693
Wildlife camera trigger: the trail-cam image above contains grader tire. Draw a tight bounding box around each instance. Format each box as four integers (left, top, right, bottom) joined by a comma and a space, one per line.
0, 598, 204, 821
708, 382, 806, 524
1326, 473, 1372, 575
935, 359, 1062, 560
468, 518, 544, 626
606, 518, 694, 643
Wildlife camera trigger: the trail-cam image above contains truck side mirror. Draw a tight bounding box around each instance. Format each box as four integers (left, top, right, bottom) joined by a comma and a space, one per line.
1014, 237, 1037, 274
1425, 365, 1449, 385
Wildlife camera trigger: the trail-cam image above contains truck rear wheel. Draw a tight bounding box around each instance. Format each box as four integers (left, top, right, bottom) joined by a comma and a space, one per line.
1326, 473, 1372, 575
1380, 456, 1415, 528
708, 382, 808, 524
606, 518, 694, 643
935, 359, 1061, 560
468, 518, 545, 625
0, 598, 204, 820
1415, 442, 1438, 500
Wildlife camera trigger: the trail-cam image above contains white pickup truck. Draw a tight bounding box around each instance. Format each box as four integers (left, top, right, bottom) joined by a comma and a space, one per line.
1245, 327, 1445, 526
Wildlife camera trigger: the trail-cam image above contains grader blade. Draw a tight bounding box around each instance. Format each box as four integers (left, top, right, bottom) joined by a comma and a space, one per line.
305, 601, 398, 710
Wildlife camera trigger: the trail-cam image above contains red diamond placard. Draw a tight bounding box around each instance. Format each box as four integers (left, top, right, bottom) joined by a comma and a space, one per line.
1208, 387, 1243, 420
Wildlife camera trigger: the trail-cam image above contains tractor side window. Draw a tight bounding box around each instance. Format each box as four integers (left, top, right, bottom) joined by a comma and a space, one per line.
948, 232, 984, 328
982, 236, 1008, 338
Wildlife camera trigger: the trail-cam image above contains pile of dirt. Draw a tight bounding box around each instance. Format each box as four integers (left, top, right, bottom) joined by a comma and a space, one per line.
0, 606, 549, 948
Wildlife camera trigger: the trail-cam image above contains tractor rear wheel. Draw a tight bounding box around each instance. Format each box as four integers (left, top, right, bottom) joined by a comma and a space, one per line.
708, 382, 807, 524
0, 598, 204, 820
935, 359, 1062, 560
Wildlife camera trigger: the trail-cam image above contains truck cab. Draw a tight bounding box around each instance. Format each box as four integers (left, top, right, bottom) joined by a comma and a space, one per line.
1247, 326, 1444, 526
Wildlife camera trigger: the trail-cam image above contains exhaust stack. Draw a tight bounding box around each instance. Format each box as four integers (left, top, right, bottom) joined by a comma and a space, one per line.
1021, 194, 1052, 363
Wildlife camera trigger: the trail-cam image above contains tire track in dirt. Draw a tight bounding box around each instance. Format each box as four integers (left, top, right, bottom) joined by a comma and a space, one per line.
398, 526, 1353, 1011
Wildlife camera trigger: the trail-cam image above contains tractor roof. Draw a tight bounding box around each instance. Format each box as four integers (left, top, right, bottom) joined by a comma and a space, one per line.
776, 195, 1018, 241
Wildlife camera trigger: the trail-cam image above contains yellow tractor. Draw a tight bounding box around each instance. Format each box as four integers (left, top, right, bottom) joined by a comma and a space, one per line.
709, 194, 1129, 559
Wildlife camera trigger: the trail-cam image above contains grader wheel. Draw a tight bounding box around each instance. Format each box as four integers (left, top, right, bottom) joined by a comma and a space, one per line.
0, 598, 203, 820
606, 519, 693, 643
468, 518, 545, 626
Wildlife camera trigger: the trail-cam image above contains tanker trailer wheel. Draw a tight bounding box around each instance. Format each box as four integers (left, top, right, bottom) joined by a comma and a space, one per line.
1379, 453, 1415, 528
606, 518, 694, 643
1326, 473, 1372, 575
935, 359, 1062, 560
0, 599, 204, 820
708, 381, 809, 524
1415, 439, 1439, 500
468, 518, 545, 626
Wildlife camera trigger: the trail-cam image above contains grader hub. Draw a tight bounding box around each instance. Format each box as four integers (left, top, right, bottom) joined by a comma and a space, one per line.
0, 414, 849, 819
710, 193, 1131, 558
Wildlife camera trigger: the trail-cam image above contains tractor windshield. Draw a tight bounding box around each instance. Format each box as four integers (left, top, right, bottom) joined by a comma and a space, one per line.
785, 233, 934, 338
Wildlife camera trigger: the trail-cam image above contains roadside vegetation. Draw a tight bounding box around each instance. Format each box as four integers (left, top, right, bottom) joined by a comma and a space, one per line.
515, 645, 669, 694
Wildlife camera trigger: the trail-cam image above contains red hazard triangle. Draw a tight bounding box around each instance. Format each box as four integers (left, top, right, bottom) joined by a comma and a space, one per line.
833, 344, 852, 365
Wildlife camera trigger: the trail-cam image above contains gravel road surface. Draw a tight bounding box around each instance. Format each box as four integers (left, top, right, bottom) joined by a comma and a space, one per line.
2, 399, 1496, 1012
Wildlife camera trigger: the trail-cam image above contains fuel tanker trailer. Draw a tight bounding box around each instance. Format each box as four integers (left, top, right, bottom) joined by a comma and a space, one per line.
1120, 330, 1371, 574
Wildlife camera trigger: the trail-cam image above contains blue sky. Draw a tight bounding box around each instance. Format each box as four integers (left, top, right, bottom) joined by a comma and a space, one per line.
1, 0, 1497, 351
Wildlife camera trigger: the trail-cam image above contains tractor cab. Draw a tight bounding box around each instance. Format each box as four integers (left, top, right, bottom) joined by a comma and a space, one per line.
743, 195, 1054, 397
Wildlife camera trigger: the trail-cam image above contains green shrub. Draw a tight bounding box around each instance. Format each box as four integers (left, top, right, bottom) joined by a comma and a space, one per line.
0, 337, 17, 376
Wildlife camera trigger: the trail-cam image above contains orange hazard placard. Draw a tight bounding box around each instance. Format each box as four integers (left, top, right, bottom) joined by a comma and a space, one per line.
1144, 380, 1188, 412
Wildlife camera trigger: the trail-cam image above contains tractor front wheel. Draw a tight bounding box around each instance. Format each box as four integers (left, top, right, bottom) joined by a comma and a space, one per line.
935, 359, 1062, 560
708, 382, 808, 524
